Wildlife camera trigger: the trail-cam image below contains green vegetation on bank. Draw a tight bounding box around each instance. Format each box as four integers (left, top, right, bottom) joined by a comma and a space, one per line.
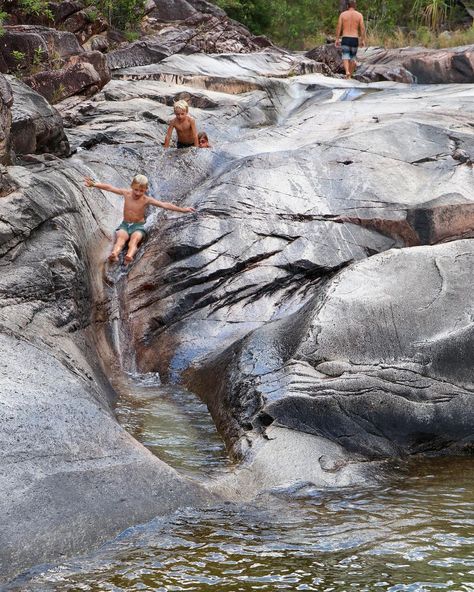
1, 0, 472, 49
213, 0, 474, 48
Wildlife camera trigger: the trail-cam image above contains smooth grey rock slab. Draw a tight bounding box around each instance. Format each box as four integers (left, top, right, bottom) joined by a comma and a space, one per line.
0, 332, 210, 581
208, 426, 377, 501
306, 44, 474, 84
107, 17, 275, 71
115, 51, 324, 84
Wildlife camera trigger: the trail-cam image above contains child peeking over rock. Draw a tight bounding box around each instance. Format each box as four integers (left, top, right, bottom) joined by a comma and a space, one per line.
198, 132, 211, 148
84, 174, 195, 264
164, 100, 198, 149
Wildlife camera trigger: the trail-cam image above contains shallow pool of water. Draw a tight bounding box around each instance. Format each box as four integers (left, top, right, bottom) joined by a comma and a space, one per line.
6, 379, 473, 592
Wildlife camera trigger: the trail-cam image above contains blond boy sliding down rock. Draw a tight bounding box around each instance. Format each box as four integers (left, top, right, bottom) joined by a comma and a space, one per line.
85, 174, 195, 264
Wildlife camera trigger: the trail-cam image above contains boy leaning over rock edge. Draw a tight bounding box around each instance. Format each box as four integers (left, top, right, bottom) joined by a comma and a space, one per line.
164, 100, 199, 149
84, 174, 195, 264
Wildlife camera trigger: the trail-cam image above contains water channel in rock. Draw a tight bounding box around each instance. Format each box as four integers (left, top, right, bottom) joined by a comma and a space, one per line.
5, 373, 474, 592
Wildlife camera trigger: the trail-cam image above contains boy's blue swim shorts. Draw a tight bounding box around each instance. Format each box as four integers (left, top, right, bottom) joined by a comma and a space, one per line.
116, 221, 147, 237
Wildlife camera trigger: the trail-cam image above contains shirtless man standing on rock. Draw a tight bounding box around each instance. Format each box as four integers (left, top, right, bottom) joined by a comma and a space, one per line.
335, 0, 366, 79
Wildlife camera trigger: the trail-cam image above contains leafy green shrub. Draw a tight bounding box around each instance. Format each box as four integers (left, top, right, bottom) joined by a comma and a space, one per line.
124, 29, 140, 42
0, 10, 7, 36
94, 0, 146, 31
211, 0, 466, 49
214, 0, 272, 34
85, 7, 99, 23
50, 83, 66, 104
18, 0, 53, 20
12, 49, 25, 61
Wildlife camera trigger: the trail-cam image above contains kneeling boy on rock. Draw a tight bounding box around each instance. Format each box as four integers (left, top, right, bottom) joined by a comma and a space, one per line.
85, 174, 195, 264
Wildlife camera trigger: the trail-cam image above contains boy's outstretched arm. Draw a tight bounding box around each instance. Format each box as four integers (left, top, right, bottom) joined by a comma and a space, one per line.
148, 197, 195, 213
84, 177, 126, 196
163, 122, 174, 148
191, 118, 199, 147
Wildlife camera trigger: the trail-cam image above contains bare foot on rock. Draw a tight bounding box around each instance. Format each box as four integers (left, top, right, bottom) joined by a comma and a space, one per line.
108, 252, 119, 263
124, 254, 133, 264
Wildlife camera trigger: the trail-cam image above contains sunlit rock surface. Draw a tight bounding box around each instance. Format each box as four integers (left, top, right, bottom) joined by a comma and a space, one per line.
2, 50, 474, 579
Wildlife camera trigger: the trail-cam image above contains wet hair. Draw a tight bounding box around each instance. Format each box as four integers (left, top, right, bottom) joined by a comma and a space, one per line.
174, 99, 189, 113
131, 174, 148, 187
198, 132, 209, 142
348, 0, 356, 7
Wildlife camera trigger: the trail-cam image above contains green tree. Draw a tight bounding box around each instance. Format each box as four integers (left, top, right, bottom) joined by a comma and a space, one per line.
84, 0, 147, 30
213, 0, 273, 34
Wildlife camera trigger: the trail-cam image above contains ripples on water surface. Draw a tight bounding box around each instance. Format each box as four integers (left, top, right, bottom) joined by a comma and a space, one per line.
7, 380, 474, 592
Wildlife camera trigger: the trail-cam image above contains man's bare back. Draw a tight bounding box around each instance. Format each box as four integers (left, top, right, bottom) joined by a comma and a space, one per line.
338, 9, 364, 39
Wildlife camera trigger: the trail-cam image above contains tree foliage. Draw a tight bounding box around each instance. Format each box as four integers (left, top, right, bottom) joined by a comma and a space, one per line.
213, 0, 465, 48
87, 0, 146, 30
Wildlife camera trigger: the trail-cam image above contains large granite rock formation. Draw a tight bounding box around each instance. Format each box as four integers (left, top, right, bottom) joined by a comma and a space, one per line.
107, 17, 275, 71
2, 50, 474, 581
63, 54, 473, 477
0, 25, 83, 73
24, 49, 111, 103
307, 43, 474, 84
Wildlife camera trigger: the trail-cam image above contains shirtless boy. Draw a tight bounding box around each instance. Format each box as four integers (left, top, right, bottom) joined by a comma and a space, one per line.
335, 0, 366, 79
84, 174, 195, 264
164, 100, 198, 149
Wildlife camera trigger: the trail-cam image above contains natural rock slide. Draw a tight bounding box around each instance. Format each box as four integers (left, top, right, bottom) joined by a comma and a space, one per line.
1, 50, 473, 582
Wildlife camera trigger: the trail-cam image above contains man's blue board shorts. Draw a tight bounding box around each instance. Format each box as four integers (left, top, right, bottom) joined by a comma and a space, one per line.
341, 36, 358, 60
